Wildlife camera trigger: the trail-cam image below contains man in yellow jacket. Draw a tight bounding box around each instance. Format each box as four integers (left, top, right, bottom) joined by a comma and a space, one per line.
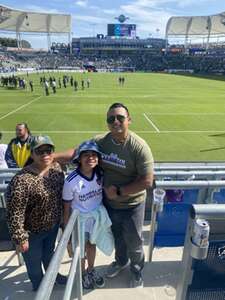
5, 123, 33, 168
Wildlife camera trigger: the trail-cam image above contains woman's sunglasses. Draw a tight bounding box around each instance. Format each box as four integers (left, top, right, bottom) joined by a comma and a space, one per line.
107, 114, 127, 124
34, 147, 54, 156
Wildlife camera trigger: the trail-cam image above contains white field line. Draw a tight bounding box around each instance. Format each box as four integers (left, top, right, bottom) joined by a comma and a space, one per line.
40, 94, 158, 98
143, 113, 160, 133
1, 130, 225, 134
0, 96, 42, 121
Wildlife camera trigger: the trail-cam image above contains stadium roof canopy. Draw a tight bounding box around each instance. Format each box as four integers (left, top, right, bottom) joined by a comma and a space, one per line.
0, 4, 71, 33
166, 12, 225, 37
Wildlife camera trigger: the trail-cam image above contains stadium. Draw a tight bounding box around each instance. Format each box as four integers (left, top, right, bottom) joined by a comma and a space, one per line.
1, 3, 225, 300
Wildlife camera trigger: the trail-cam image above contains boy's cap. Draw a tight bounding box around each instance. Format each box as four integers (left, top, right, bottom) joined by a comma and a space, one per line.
73, 140, 102, 162
30, 136, 55, 150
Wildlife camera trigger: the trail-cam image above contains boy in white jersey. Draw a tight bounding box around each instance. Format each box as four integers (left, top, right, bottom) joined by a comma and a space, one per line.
63, 140, 114, 289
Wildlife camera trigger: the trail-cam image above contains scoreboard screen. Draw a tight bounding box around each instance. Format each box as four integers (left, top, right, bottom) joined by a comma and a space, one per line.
107, 24, 136, 37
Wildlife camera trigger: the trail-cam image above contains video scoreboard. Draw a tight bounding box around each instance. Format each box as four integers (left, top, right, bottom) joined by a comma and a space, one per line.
107, 24, 136, 38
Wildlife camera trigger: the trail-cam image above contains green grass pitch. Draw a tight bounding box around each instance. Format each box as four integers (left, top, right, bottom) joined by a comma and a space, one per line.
1, 72, 225, 162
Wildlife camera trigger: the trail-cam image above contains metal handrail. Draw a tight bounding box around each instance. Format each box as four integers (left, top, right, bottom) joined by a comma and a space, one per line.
2, 167, 225, 180
0, 184, 8, 192
0, 168, 20, 173
155, 170, 225, 177
155, 165, 225, 170
156, 180, 225, 188
34, 209, 82, 300
191, 204, 225, 220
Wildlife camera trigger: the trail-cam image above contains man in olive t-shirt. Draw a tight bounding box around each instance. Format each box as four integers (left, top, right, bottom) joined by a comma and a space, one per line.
95, 103, 154, 288
95, 130, 153, 209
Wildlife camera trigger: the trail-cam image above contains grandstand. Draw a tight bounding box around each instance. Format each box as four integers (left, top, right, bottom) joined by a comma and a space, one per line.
166, 11, 225, 50
0, 4, 71, 50
72, 36, 165, 57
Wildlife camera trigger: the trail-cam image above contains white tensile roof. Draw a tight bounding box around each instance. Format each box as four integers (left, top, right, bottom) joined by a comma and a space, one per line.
166, 12, 225, 36
0, 4, 71, 33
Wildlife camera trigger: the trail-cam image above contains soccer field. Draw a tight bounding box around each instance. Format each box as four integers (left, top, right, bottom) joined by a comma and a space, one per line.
1, 72, 225, 162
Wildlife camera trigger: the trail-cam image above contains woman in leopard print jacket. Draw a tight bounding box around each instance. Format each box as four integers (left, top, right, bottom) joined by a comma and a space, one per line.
6, 135, 66, 291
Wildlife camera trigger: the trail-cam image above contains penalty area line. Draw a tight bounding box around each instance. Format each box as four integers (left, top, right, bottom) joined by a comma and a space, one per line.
143, 113, 160, 133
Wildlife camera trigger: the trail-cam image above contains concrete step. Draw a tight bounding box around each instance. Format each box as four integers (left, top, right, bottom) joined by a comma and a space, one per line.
0, 223, 183, 300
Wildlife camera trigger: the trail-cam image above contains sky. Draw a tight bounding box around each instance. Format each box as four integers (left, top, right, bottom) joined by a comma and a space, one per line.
0, 0, 225, 48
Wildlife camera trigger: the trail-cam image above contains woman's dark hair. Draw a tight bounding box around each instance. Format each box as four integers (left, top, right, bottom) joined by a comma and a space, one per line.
108, 103, 129, 116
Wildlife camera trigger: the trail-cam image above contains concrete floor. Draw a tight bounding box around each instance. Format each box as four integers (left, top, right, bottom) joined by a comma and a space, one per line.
0, 223, 183, 300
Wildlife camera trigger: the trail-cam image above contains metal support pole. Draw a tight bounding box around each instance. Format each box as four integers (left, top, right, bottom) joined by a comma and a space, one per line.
148, 202, 158, 262
196, 188, 208, 204
176, 217, 194, 300
72, 215, 82, 300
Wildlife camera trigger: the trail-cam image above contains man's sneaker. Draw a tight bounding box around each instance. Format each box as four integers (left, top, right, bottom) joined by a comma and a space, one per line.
130, 272, 144, 288
82, 272, 94, 289
56, 273, 67, 285
106, 261, 130, 278
88, 269, 105, 288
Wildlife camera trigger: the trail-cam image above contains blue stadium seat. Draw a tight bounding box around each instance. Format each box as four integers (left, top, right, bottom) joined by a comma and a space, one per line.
213, 189, 225, 204
154, 189, 199, 247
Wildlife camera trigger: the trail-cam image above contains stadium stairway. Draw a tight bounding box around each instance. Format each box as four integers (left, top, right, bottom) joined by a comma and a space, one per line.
0, 223, 183, 300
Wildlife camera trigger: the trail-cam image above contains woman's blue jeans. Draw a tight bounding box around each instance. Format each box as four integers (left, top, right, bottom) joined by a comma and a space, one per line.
22, 223, 59, 290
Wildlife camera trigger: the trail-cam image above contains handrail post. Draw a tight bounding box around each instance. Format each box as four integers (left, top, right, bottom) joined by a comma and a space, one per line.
176, 217, 194, 300
148, 200, 158, 262
148, 188, 165, 262
34, 210, 80, 300
73, 215, 82, 300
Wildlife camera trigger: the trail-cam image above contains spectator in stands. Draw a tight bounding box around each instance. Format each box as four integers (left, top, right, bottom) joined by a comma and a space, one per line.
6, 136, 67, 291
5, 123, 33, 168
55, 102, 154, 288
63, 140, 114, 289
0, 132, 8, 169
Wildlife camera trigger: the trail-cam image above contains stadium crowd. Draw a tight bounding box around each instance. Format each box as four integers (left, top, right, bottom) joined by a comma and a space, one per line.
1, 47, 225, 74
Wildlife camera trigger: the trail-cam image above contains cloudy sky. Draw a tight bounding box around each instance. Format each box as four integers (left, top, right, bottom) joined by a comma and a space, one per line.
0, 0, 225, 48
